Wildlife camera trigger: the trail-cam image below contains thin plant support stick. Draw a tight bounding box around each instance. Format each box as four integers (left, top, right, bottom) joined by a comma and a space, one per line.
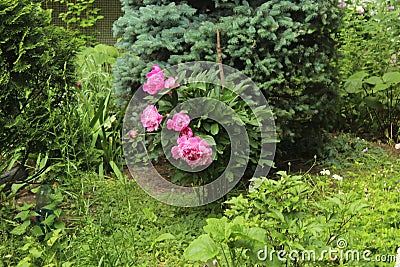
216, 29, 225, 90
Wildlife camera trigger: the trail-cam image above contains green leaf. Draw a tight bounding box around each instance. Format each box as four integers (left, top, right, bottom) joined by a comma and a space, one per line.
210, 123, 219, 135
10, 220, 30, 235
110, 161, 124, 180
54, 221, 66, 229
151, 233, 176, 249
31, 225, 44, 237
198, 134, 216, 147
364, 76, 382, 85
15, 210, 30, 221
363, 96, 385, 110
16, 257, 31, 267
373, 83, 390, 92
54, 208, 62, 218
348, 71, 369, 80
246, 227, 267, 243
154, 233, 176, 243
184, 234, 219, 262
383, 72, 400, 84
345, 71, 369, 93
267, 210, 285, 222
29, 247, 42, 258
46, 229, 62, 247
204, 217, 231, 243
11, 183, 26, 194
42, 214, 56, 226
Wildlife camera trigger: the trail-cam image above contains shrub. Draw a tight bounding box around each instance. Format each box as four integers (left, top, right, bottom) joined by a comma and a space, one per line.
335, 0, 400, 138
124, 63, 275, 191
184, 171, 368, 266
112, 0, 342, 160
0, 0, 84, 160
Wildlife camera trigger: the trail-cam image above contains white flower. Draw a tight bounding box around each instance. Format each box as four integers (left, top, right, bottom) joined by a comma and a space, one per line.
332, 174, 343, 181
320, 169, 331, 176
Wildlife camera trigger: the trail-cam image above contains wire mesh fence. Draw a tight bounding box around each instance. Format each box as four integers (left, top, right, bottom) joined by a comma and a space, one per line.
36, 0, 123, 45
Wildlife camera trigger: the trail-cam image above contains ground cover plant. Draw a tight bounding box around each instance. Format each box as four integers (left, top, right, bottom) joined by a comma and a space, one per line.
1, 0, 400, 266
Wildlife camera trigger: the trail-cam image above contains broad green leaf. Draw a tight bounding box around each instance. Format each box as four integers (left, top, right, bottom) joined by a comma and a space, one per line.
383, 72, 400, 84
42, 214, 56, 226
327, 197, 343, 208
247, 227, 267, 243
15, 210, 30, 221
54, 221, 66, 229
364, 76, 382, 85
344, 80, 363, 94
184, 234, 219, 262
345, 71, 369, 93
363, 96, 385, 110
31, 225, 44, 237
204, 217, 231, 243
10, 220, 30, 235
373, 83, 390, 92
29, 247, 42, 258
348, 71, 369, 80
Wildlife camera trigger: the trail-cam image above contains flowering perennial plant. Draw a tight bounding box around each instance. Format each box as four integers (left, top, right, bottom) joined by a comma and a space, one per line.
138, 65, 213, 167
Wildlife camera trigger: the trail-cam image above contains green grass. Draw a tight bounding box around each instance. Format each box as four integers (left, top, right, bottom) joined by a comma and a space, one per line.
1, 135, 399, 266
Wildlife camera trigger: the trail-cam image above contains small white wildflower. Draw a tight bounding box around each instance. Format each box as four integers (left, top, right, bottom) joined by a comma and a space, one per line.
332, 174, 343, 181
320, 169, 331, 176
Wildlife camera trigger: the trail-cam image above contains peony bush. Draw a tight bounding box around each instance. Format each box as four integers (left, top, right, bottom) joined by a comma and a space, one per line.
124, 63, 276, 186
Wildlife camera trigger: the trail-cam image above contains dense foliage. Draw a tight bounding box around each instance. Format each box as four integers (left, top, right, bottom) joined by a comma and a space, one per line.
0, 0, 83, 160
112, 0, 342, 160
124, 63, 275, 188
335, 0, 400, 141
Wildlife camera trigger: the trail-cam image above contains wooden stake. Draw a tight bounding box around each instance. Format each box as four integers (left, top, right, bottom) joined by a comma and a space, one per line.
216, 29, 225, 90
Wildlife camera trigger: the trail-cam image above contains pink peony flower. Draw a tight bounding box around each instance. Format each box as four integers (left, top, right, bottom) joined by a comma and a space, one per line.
338, 2, 346, 8
164, 77, 179, 89
146, 65, 162, 78
171, 136, 213, 166
167, 111, 191, 131
143, 65, 165, 95
395, 143, 400, 150
387, 6, 395, 11
179, 126, 193, 138
141, 105, 163, 132
129, 130, 137, 139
